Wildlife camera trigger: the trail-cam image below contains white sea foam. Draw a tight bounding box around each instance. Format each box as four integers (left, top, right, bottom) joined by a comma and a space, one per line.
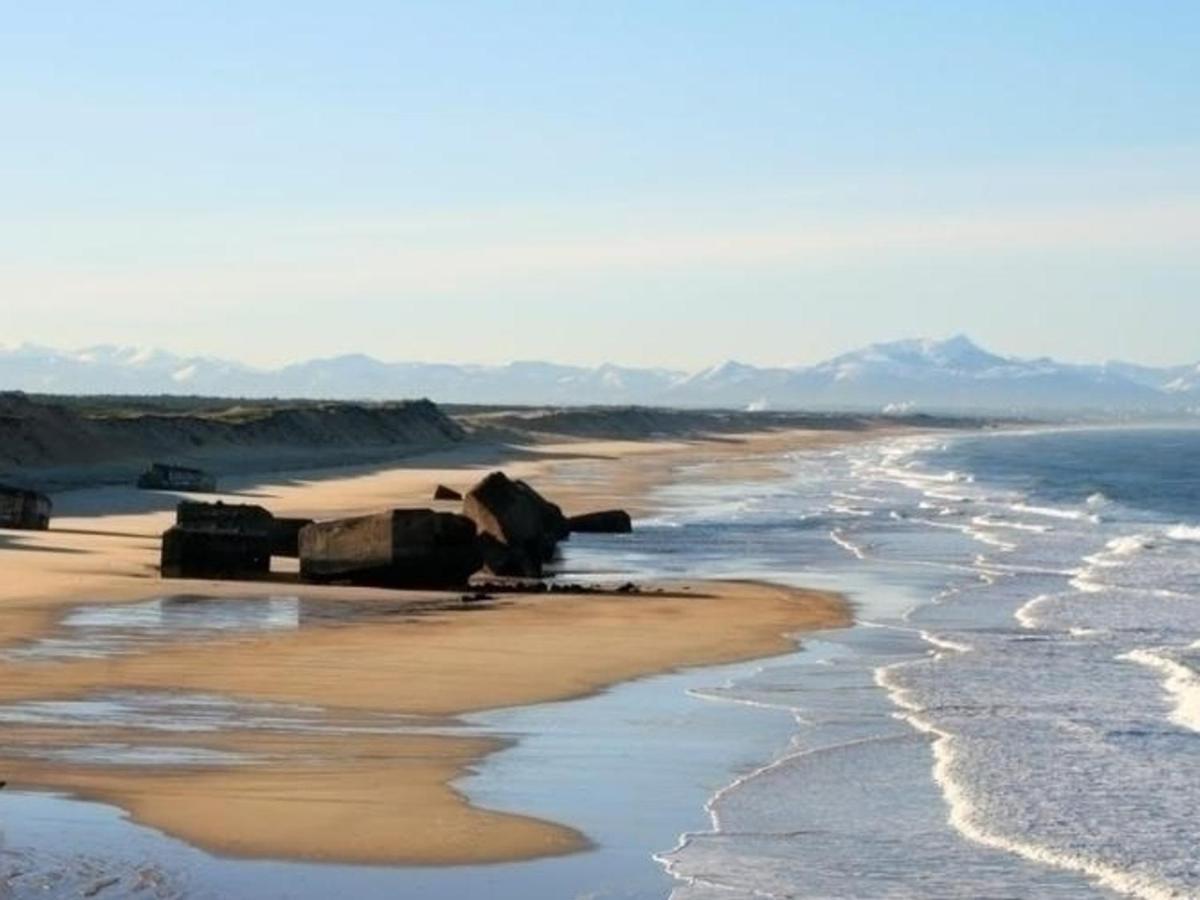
962, 525, 1018, 552
872, 629, 970, 711
873, 659, 923, 713
1120, 645, 1200, 732
1104, 534, 1153, 557
1014, 593, 1054, 629
902, 712, 1183, 900
1080, 534, 1153, 570
1068, 573, 1107, 594
827, 503, 873, 517
924, 489, 972, 503
1166, 524, 1200, 543
971, 514, 1052, 533
634, 515, 684, 528
915, 501, 959, 518
1010, 502, 1096, 522
875, 465, 972, 485
828, 528, 867, 560
831, 490, 879, 505
921, 630, 973, 654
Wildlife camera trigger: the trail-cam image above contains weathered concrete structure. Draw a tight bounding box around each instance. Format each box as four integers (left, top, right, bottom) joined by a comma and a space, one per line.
463, 472, 569, 577
162, 501, 307, 579
0, 485, 52, 530
567, 509, 633, 534
299, 509, 482, 587
176, 500, 273, 532
160, 526, 272, 579
138, 463, 217, 493
173, 501, 311, 559
433, 484, 463, 501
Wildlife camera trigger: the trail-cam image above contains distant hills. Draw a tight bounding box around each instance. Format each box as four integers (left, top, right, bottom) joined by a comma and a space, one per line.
2, 336, 1198, 415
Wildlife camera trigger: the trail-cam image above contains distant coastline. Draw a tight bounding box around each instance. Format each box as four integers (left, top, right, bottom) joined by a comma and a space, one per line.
0, 390, 988, 491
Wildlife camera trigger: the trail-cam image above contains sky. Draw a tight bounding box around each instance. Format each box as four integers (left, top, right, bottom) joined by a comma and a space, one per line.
2, 1, 1198, 369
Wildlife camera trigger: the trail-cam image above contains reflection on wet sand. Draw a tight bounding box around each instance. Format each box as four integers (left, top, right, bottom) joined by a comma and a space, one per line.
0, 593, 586, 867
0, 580, 842, 867
1, 594, 483, 663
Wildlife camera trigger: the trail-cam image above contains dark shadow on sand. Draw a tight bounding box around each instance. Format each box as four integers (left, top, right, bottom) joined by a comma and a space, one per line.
45, 441, 621, 520
0, 531, 92, 555
50, 527, 159, 540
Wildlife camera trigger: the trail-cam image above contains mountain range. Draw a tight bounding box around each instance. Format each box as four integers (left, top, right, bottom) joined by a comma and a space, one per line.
2, 336, 1198, 415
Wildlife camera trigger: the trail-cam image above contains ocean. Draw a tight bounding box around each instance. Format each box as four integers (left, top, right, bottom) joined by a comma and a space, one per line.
2, 425, 1198, 898
647, 425, 1200, 899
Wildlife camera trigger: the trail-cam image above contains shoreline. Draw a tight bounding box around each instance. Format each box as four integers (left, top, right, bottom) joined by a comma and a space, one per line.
0, 429, 859, 866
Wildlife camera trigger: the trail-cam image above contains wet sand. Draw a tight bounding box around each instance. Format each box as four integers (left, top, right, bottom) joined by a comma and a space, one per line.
0, 431, 856, 865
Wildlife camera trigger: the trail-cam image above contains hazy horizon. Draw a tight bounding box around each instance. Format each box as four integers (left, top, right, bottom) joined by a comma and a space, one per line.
3, 3, 1198, 368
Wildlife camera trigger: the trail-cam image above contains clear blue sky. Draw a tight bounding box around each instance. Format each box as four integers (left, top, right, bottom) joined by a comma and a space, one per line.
2, 2, 1198, 368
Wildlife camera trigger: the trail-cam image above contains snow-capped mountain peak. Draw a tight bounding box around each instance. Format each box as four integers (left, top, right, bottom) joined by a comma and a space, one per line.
816, 335, 1009, 379
691, 360, 761, 383
1165, 364, 1200, 393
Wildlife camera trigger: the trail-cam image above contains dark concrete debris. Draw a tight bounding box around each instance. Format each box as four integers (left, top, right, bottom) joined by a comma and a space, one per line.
176, 500, 272, 533
462, 471, 569, 577
299, 509, 482, 588
161, 526, 271, 580
138, 463, 217, 493
567, 510, 633, 534
0, 484, 52, 530
157, 470, 640, 596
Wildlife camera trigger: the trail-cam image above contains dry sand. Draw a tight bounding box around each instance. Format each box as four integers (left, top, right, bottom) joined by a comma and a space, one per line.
0, 430, 858, 865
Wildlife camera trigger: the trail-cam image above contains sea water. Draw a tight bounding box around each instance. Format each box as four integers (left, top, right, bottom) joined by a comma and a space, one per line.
654, 426, 1200, 899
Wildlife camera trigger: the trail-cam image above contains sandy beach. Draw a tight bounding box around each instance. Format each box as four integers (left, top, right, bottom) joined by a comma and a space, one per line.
0, 430, 854, 866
